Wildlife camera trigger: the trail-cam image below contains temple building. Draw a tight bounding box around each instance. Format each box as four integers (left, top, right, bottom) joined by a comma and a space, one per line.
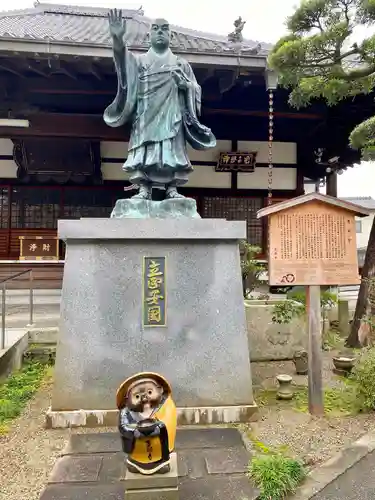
0, 3, 370, 286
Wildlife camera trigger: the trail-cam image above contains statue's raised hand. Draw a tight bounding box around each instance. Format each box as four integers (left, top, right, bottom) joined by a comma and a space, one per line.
108, 8, 126, 41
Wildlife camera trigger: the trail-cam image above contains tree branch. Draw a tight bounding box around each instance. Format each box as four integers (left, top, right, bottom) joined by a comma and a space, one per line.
341, 64, 375, 79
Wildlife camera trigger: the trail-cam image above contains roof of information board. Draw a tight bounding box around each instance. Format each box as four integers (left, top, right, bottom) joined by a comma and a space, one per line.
257, 192, 371, 219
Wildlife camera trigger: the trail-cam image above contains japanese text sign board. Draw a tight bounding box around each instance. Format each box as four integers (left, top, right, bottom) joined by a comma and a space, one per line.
257, 193, 370, 286
19, 236, 59, 261
142, 256, 167, 327
216, 152, 256, 172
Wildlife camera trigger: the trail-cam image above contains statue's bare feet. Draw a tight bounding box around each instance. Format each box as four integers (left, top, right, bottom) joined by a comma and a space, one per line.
166, 187, 185, 199
132, 186, 151, 200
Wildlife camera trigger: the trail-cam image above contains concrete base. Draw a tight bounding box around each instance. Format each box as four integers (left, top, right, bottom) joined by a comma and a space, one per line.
124, 452, 178, 500
124, 453, 178, 500
0, 331, 29, 378
124, 453, 178, 487
126, 487, 178, 500
45, 404, 259, 429
52, 218, 255, 414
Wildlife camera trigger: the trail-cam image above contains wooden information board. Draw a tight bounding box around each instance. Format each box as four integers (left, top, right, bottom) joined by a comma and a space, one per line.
19, 236, 59, 261
257, 192, 370, 416
257, 194, 369, 286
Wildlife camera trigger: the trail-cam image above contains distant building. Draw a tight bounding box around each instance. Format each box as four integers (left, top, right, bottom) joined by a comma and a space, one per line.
341, 197, 375, 269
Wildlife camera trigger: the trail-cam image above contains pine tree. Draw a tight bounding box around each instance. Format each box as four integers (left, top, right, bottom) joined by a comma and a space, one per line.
269, 0, 375, 347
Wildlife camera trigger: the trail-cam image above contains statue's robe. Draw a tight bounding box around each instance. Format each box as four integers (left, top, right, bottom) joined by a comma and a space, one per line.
104, 46, 216, 187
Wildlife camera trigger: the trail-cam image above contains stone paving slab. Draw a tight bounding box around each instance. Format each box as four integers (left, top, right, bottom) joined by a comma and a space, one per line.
311, 450, 375, 500
40, 484, 125, 500
62, 428, 244, 455
49, 453, 126, 484
41, 429, 259, 500
179, 476, 258, 500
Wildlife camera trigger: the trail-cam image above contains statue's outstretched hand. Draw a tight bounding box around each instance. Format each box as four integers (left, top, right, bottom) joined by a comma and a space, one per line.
108, 8, 127, 41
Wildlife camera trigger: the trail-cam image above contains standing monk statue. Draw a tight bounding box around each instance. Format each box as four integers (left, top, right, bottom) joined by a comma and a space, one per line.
104, 10, 216, 201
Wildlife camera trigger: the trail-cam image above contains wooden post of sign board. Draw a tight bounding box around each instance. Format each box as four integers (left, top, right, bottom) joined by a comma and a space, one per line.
307, 285, 324, 416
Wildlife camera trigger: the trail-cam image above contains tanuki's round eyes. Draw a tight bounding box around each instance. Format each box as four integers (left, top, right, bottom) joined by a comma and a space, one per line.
148, 390, 153, 395
135, 394, 140, 399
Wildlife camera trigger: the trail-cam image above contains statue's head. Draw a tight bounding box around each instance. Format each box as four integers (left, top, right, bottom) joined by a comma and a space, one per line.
150, 18, 170, 51
116, 372, 172, 411
125, 378, 164, 412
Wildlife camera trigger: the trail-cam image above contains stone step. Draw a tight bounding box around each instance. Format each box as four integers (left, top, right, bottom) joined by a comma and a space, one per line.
40, 429, 259, 500
28, 326, 59, 344
24, 343, 56, 364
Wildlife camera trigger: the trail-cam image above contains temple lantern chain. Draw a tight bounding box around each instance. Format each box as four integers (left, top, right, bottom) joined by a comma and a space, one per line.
268, 88, 274, 206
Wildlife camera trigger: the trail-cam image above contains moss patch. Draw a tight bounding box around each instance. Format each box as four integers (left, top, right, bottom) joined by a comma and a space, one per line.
0, 361, 51, 435
255, 383, 357, 416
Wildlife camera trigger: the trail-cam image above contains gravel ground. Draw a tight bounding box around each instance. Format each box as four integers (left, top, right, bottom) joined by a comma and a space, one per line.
251, 349, 344, 390
248, 407, 375, 469
0, 375, 116, 500
249, 351, 375, 468
1, 354, 375, 498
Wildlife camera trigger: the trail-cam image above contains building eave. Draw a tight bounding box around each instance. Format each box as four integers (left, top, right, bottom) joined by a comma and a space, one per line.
0, 37, 268, 68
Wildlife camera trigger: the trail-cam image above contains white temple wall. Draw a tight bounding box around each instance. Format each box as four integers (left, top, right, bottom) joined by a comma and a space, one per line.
100, 140, 297, 190
0, 138, 297, 191
0, 139, 18, 178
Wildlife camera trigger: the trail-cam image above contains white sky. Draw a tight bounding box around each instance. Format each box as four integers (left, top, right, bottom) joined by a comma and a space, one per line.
6, 0, 375, 198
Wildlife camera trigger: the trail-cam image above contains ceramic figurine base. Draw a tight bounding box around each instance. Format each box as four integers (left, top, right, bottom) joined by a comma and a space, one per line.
51, 218, 255, 418
111, 197, 200, 219
124, 452, 178, 500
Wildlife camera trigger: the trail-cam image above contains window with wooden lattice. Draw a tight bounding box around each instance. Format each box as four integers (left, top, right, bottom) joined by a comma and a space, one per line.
202, 196, 263, 247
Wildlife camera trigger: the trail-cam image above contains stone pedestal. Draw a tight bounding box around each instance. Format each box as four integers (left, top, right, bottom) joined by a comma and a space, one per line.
111, 197, 200, 219
51, 218, 256, 425
124, 453, 178, 500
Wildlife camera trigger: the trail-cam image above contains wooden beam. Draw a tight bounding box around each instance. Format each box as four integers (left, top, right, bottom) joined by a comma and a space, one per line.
49, 60, 78, 80
0, 113, 129, 141
0, 62, 25, 78
204, 108, 323, 120
89, 63, 102, 81
24, 60, 50, 78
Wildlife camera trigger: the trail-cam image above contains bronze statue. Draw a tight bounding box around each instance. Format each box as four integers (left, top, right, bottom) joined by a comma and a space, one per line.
116, 372, 177, 475
104, 10, 216, 201
228, 17, 246, 43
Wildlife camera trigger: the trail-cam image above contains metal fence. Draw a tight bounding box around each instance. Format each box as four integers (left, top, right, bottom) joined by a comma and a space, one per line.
0, 269, 33, 350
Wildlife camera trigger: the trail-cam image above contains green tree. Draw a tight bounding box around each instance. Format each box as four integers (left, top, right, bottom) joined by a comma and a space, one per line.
268, 0, 375, 347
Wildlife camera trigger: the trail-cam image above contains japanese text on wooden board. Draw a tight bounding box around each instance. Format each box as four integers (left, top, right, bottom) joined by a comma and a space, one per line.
142, 257, 167, 327
19, 237, 59, 261
268, 208, 359, 286
216, 152, 256, 172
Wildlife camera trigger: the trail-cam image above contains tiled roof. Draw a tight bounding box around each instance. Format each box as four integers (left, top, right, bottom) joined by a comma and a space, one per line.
342, 196, 375, 210
0, 3, 271, 56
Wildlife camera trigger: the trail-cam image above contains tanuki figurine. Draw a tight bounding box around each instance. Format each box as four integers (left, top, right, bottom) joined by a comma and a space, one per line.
116, 372, 177, 475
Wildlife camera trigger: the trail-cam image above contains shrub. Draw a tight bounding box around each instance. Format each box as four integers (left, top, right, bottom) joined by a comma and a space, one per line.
350, 347, 375, 411
248, 451, 306, 499
240, 241, 266, 298
272, 288, 338, 324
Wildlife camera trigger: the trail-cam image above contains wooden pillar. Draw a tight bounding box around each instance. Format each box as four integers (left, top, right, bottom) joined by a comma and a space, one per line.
326, 172, 338, 198
307, 285, 324, 416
